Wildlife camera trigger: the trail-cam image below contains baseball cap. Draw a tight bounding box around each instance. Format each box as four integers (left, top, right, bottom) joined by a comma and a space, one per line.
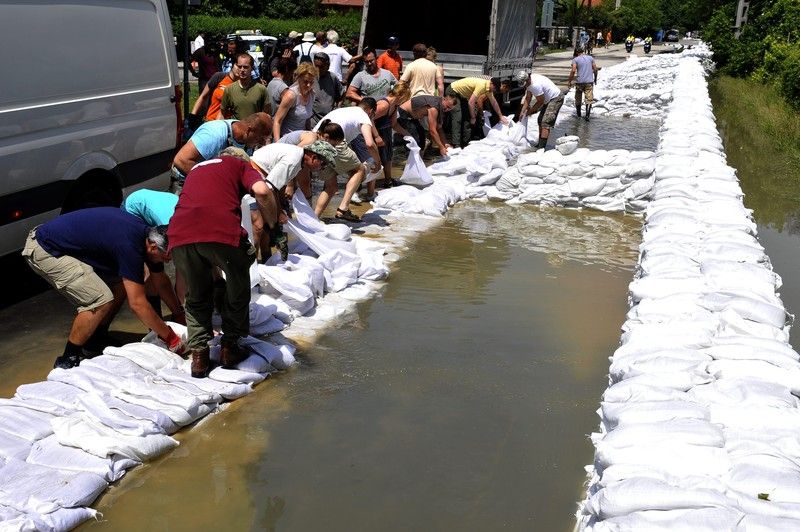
388, 36, 399, 46
304, 140, 337, 168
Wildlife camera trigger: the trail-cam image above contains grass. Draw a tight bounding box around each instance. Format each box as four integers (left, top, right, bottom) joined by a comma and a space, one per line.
710, 75, 800, 229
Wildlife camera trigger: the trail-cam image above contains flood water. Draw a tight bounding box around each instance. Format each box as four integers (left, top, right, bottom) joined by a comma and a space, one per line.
81, 203, 641, 532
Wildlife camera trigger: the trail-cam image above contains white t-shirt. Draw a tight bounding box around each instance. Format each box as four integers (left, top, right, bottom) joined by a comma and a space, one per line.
250, 144, 303, 190
527, 74, 561, 104
313, 106, 371, 143
321, 43, 353, 81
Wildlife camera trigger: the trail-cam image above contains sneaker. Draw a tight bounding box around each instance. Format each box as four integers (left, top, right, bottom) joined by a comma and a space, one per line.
53, 354, 81, 369
350, 192, 363, 205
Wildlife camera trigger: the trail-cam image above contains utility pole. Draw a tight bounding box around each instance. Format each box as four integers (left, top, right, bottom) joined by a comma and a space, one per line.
734, 0, 750, 38
358, 0, 370, 54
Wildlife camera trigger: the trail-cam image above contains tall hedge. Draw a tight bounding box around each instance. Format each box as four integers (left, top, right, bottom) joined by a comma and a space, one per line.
172, 12, 362, 44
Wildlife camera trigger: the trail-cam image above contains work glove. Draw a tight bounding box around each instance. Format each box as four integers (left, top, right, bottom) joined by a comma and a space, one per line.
160, 328, 186, 356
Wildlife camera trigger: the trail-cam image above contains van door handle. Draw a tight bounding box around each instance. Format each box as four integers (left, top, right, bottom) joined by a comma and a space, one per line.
169, 95, 177, 102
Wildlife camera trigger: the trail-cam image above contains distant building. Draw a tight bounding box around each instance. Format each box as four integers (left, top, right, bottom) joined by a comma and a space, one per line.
320, 0, 364, 10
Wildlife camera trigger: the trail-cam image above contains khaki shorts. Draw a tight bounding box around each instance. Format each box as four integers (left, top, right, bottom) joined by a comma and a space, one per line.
538, 94, 565, 130
317, 142, 363, 182
574, 83, 594, 106
22, 229, 114, 312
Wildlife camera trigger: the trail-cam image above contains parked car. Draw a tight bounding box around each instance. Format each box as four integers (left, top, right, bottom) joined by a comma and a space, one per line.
665, 29, 680, 42
228, 30, 277, 68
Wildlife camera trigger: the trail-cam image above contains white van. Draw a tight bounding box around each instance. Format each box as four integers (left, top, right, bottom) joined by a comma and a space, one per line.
0, 0, 181, 258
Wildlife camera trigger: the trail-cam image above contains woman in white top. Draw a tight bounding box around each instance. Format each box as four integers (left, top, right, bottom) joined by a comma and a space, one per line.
272, 62, 317, 142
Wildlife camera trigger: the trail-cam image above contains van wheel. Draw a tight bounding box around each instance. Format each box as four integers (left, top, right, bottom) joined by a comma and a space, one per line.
61, 170, 123, 214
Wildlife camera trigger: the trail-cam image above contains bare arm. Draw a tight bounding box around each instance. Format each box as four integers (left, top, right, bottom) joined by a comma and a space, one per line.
173, 140, 203, 175
390, 111, 411, 137
568, 64, 577, 86
468, 94, 478, 123
124, 279, 173, 340
426, 108, 450, 156
360, 124, 382, 170
191, 82, 213, 115
272, 90, 297, 142
345, 84, 362, 104
436, 66, 445, 97
488, 94, 507, 124
149, 270, 184, 322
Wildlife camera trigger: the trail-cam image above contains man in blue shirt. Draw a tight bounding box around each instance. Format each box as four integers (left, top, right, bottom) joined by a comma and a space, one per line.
22, 207, 186, 369
171, 112, 271, 193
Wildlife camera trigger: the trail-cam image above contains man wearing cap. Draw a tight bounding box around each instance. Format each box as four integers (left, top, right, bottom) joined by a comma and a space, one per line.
171, 112, 272, 194
446, 76, 510, 148
22, 208, 185, 369
169, 150, 283, 378
377, 36, 403, 79
248, 141, 336, 257
520, 71, 564, 149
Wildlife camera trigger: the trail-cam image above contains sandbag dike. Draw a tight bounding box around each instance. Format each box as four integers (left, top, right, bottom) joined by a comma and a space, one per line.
575, 55, 800, 529
1, 46, 791, 531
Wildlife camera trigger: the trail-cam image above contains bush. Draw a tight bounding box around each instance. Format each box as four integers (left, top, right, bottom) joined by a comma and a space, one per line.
173, 13, 362, 44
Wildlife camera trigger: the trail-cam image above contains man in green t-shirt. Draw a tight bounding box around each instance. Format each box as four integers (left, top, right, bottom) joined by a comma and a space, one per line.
217, 53, 268, 120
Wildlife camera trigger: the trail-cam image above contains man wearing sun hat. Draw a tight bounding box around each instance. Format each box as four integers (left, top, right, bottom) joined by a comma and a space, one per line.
293, 31, 319, 65
248, 140, 336, 259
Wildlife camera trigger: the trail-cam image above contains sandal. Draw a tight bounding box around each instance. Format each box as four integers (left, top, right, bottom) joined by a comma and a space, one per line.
335, 208, 361, 222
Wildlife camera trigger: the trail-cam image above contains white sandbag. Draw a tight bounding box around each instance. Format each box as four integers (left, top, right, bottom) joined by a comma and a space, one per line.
252, 293, 295, 324
689, 378, 799, 409
104, 343, 183, 373
0, 431, 33, 461
157, 367, 252, 401
317, 249, 361, 292
26, 434, 138, 482
595, 442, 731, 479
598, 419, 724, 449
258, 264, 317, 314
587, 507, 744, 531
728, 462, 800, 504
398, 136, 433, 187
602, 381, 689, 403
586, 477, 735, 520
600, 400, 710, 431
0, 457, 108, 514
518, 164, 553, 178
284, 219, 357, 257
51, 414, 178, 462
582, 196, 625, 212
0, 504, 99, 532
594, 166, 626, 180
208, 367, 266, 385
0, 397, 67, 417
0, 405, 56, 441
737, 514, 800, 531
13, 381, 85, 413
239, 336, 295, 370
475, 167, 504, 186
74, 392, 164, 437
568, 178, 606, 198
555, 140, 578, 156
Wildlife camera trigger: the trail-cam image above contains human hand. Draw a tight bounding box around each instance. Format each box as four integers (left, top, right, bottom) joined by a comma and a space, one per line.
160, 328, 186, 355
500, 116, 509, 125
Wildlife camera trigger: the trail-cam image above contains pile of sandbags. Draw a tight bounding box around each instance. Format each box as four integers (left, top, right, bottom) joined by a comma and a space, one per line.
577, 50, 800, 531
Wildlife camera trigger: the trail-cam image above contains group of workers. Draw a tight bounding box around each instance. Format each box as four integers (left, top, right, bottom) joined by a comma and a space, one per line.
23, 30, 603, 378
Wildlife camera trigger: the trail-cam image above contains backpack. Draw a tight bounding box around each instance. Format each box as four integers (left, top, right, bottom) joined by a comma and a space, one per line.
298, 43, 313, 64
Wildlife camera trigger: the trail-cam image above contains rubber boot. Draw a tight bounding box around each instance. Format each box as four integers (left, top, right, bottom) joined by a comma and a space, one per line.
537, 137, 548, 149
220, 336, 247, 369
576, 105, 582, 118
190, 347, 210, 378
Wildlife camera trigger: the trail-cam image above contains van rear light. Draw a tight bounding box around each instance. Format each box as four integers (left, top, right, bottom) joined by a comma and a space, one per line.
174, 84, 184, 148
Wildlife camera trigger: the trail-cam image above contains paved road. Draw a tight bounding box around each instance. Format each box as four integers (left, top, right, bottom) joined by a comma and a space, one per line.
531, 41, 681, 87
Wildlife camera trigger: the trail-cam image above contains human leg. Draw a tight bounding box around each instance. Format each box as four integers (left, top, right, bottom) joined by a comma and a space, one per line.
206, 239, 255, 367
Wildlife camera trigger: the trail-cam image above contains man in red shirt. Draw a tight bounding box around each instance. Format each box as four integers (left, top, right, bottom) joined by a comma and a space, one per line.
168, 150, 278, 378
376, 36, 402, 79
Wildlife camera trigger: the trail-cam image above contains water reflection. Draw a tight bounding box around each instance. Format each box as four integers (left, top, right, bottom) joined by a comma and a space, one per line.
552, 115, 661, 152
452, 203, 642, 274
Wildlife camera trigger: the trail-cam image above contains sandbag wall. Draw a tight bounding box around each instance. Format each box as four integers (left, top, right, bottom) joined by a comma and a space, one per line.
576, 56, 800, 530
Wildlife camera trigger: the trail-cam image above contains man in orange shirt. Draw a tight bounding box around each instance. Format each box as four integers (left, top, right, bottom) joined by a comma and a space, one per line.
186, 63, 238, 128
376, 36, 402, 79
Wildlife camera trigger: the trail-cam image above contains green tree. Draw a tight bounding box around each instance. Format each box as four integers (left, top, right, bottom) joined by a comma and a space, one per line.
612, 0, 662, 36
